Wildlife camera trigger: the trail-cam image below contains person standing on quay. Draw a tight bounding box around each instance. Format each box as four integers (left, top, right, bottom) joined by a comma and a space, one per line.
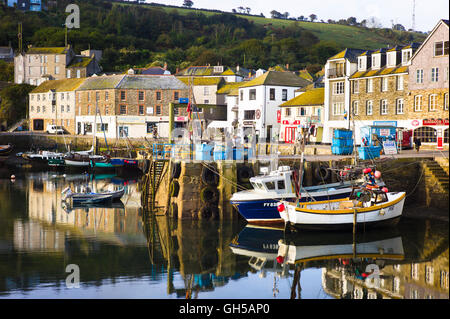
414, 137, 421, 152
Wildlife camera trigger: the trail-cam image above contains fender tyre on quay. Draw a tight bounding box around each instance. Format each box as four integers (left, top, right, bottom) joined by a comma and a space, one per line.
237, 165, 254, 184
314, 165, 330, 181
169, 181, 180, 197
199, 205, 219, 220
201, 166, 219, 186
171, 162, 182, 179
200, 186, 219, 204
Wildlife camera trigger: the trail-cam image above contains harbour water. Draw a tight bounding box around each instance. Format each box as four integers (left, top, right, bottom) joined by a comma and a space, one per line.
0, 172, 448, 299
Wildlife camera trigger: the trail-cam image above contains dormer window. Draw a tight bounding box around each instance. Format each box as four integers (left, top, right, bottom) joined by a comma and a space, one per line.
387, 52, 397, 67
402, 50, 412, 64
371, 54, 381, 69
358, 57, 366, 71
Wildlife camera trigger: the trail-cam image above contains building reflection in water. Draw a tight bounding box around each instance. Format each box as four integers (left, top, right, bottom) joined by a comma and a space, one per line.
230, 220, 449, 299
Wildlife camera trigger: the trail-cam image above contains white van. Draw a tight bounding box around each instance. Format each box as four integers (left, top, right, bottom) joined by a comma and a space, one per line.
46, 125, 65, 134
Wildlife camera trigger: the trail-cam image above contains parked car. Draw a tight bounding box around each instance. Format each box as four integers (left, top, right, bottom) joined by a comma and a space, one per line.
46, 125, 66, 134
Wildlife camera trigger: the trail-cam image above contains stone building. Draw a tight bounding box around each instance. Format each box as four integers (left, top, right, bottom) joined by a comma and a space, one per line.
28, 78, 86, 134
75, 75, 189, 139
407, 19, 449, 149
348, 44, 420, 143
14, 45, 101, 85
323, 48, 366, 143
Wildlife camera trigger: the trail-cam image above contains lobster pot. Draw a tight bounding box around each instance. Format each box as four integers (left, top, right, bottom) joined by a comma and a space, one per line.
358, 146, 383, 160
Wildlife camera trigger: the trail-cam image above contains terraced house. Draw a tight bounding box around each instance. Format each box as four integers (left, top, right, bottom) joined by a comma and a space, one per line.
348, 43, 420, 143
407, 19, 449, 149
323, 48, 366, 143
28, 78, 86, 134
75, 75, 189, 139
14, 45, 101, 85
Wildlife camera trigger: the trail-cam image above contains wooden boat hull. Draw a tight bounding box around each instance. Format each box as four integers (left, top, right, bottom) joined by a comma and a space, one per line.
279, 192, 406, 230
65, 159, 90, 167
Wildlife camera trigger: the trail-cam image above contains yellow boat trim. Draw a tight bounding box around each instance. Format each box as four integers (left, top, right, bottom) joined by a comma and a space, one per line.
294, 253, 405, 264
294, 193, 406, 214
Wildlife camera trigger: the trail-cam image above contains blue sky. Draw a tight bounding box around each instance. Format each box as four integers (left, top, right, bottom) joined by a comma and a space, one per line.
150, 0, 449, 32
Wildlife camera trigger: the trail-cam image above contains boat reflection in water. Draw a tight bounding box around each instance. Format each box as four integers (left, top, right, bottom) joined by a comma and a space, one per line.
230, 220, 449, 299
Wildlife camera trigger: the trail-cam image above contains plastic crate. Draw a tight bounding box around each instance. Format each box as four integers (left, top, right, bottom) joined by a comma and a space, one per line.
195, 143, 213, 161
332, 138, 354, 147
334, 129, 353, 139
332, 145, 353, 155
358, 146, 382, 160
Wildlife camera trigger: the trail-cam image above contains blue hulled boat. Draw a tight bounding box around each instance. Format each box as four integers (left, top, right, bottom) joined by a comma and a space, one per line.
230, 166, 364, 225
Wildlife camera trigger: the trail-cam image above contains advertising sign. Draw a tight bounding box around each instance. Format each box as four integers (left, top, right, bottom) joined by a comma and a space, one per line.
382, 140, 398, 155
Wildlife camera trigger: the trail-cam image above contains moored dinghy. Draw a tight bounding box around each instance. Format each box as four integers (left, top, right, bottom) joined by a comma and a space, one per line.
278, 186, 406, 230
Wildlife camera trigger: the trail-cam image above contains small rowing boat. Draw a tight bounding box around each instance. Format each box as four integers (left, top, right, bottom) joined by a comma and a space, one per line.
61, 185, 125, 203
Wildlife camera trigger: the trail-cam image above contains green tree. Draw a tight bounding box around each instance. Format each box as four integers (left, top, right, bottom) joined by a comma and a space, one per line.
0, 84, 35, 125
183, 0, 194, 8
0, 61, 14, 82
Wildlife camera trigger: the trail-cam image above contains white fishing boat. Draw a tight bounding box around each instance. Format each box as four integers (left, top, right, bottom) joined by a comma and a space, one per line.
277, 187, 406, 230
230, 166, 368, 224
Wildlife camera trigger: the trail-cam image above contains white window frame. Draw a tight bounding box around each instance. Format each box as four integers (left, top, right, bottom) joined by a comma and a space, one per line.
414, 95, 422, 112
367, 78, 373, 93
332, 82, 344, 95
352, 101, 359, 115
380, 99, 388, 115
431, 67, 439, 82
397, 76, 404, 91
396, 98, 404, 114
332, 102, 344, 116
352, 80, 359, 94
366, 100, 373, 115
429, 94, 437, 111
381, 77, 388, 92
416, 69, 423, 84
444, 93, 449, 111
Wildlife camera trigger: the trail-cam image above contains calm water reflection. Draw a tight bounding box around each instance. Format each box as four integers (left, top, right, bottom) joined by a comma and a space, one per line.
0, 172, 448, 299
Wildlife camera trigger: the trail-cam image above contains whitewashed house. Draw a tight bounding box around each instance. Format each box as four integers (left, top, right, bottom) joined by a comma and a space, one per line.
237, 71, 310, 141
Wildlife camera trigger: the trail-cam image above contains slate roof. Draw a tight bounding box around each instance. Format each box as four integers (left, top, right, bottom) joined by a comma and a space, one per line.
280, 88, 324, 107
31, 78, 86, 93
117, 75, 188, 90
76, 75, 126, 91
67, 56, 94, 68
329, 48, 366, 62
239, 71, 310, 88
177, 76, 224, 86
27, 47, 70, 54
216, 82, 244, 94
350, 65, 408, 79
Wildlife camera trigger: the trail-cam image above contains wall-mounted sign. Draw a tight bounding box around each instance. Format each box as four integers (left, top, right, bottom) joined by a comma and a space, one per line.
277, 110, 281, 123
243, 121, 255, 126
411, 119, 420, 127
423, 118, 449, 126
255, 109, 261, 119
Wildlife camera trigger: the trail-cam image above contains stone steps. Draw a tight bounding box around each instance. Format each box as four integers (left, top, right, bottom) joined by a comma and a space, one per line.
423, 160, 449, 193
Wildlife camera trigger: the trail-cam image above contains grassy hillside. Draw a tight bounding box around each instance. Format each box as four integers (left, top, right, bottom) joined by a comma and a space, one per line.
0, 0, 427, 73
118, 1, 426, 50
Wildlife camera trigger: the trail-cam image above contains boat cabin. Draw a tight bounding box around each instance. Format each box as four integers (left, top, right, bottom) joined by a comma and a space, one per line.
249, 166, 295, 194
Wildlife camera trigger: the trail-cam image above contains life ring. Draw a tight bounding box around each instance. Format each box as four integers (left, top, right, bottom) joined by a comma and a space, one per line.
171, 162, 182, 179
200, 186, 219, 204
201, 166, 219, 186
169, 181, 180, 197
237, 165, 254, 184
314, 165, 330, 181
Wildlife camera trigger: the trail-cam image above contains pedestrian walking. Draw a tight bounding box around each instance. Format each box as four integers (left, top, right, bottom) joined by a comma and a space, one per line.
414, 137, 421, 152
